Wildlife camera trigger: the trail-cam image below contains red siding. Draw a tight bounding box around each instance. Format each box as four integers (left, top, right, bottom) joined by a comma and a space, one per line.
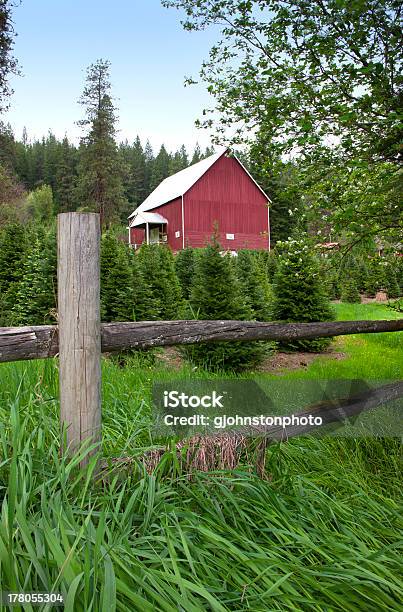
153, 197, 183, 251
130, 227, 145, 247
129, 197, 183, 251
183, 155, 269, 250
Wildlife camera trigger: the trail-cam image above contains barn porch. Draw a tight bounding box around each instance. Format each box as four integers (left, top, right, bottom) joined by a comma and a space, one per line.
128, 211, 168, 248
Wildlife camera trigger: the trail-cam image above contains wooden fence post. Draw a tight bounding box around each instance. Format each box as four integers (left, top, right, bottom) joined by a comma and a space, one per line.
57, 213, 101, 465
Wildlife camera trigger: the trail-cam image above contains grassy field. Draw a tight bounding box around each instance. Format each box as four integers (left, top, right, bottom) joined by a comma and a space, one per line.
0, 303, 402, 610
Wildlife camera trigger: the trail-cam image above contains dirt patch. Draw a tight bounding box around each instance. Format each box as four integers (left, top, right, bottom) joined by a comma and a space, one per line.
258, 349, 346, 374
157, 346, 184, 370
332, 296, 394, 304
157, 344, 347, 374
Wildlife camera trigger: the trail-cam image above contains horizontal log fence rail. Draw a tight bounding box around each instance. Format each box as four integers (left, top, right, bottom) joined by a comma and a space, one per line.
1, 318, 403, 365
1, 212, 402, 468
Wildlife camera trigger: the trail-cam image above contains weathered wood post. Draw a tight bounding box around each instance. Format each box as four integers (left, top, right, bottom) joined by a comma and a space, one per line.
57, 213, 101, 465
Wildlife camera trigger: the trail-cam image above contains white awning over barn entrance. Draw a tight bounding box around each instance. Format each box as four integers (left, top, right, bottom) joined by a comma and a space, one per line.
129, 211, 168, 246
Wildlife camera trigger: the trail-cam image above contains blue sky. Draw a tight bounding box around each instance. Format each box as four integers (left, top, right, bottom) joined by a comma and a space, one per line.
3, 0, 220, 154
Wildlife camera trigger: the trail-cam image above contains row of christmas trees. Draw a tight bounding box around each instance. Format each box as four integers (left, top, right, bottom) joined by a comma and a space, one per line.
0, 223, 401, 370
322, 251, 402, 302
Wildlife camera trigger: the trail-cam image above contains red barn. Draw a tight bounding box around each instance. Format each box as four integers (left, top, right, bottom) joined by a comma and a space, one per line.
128, 148, 271, 252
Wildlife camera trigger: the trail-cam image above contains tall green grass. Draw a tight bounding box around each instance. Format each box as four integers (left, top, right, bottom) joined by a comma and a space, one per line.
0, 303, 401, 610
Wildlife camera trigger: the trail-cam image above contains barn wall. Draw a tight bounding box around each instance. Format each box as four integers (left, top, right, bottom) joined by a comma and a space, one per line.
184, 155, 269, 250
130, 227, 145, 247
130, 198, 183, 251
153, 197, 183, 252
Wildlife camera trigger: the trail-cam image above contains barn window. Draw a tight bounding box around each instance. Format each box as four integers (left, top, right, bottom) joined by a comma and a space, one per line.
175, 230, 181, 238
226, 233, 235, 240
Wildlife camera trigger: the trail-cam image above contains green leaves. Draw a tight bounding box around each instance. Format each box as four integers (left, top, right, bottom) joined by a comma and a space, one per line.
164, 0, 402, 163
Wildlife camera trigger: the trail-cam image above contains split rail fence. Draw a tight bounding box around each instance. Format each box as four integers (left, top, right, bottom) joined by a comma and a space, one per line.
0, 213, 402, 464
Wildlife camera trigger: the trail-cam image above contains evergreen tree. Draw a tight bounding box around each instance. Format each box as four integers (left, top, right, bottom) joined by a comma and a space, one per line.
14, 139, 30, 187
341, 278, 361, 303
203, 145, 215, 158
191, 143, 202, 164
137, 244, 183, 320
54, 136, 77, 213
128, 249, 156, 321
0, 121, 16, 169
43, 132, 60, 193
179, 144, 189, 168
100, 233, 135, 321
120, 136, 147, 207
150, 144, 170, 191
384, 259, 401, 299
272, 237, 335, 352
175, 247, 196, 300
169, 144, 189, 174
184, 235, 268, 371
158, 245, 183, 319
31, 138, 46, 188
236, 250, 271, 321
136, 244, 164, 319
0, 223, 27, 324
76, 59, 127, 227
143, 140, 154, 195
364, 258, 387, 296
11, 230, 57, 325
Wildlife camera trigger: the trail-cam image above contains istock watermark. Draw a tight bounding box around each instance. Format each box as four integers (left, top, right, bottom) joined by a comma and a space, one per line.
152, 379, 403, 439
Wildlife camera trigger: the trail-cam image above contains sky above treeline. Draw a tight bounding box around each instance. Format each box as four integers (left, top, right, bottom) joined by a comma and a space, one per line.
4, 0, 219, 154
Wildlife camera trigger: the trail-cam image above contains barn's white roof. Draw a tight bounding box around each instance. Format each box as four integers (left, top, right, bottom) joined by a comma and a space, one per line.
128, 147, 227, 219
129, 211, 168, 228
128, 146, 271, 220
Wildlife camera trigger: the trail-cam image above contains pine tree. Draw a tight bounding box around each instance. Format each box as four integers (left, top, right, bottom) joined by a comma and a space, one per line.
128, 249, 156, 321
120, 136, 147, 208
136, 244, 183, 320
100, 232, 134, 321
11, 230, 57, 325
364, 258, 387, 296
31, 138, 46, 188
184, 235, 268, 371
143, 140, 154, 195
191, 143, 202, 164
76, 59, 127, 227
175, 247, 196, 300
43, 132, 60, 193
236, 250, 271, 320
0, 223, 28, 324
272, 237, 335, 351
54, 136, 77, 213
150, 145, 170, 191
158, 245, 183, 319
136, 244, 164, 319
169, 145, 189, 174
341, 278, 361, 303
384, 259, 401, 299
